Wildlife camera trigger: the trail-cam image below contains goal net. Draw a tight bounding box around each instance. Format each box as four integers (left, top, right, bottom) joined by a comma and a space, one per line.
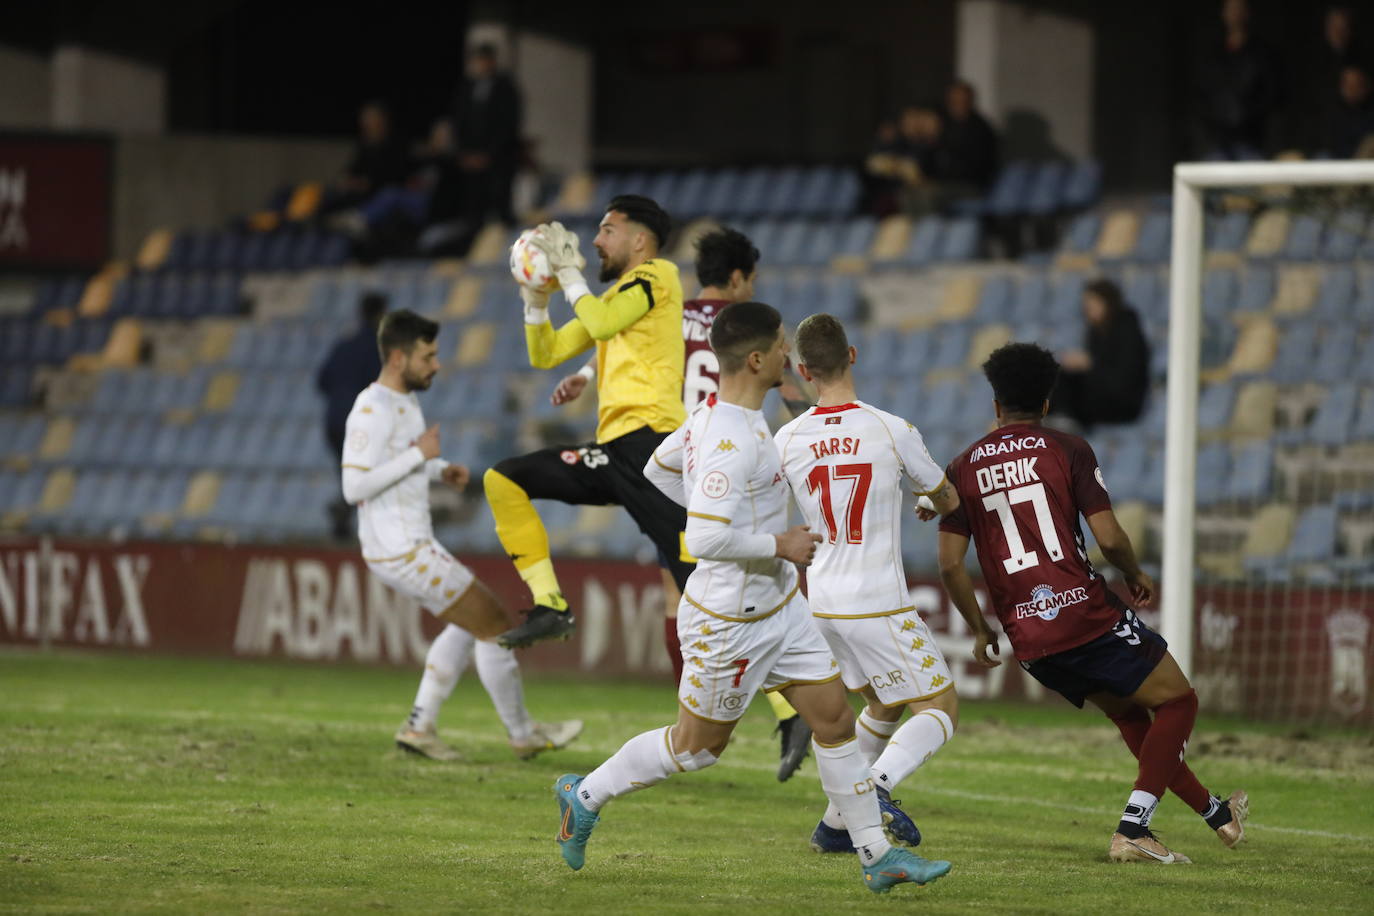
1164, 161, 1374, 726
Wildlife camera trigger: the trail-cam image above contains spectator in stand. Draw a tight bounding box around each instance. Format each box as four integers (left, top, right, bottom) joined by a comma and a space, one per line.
1198, 0, 1280, 160
862, 118, 903, 216
931, 81, 999, 201
317, 293, 387, 539
454, 43, 522, 227
1051, 279, 1151, 432
865, 106, 944, 216
336, 101, 413, 210
1328, 65, 1374, 157
1311, 6, 1369, 147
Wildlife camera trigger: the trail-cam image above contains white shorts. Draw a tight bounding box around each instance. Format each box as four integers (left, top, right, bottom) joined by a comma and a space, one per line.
677, 591, 839, 723
366, 540, 474, 615
814, 609, 955, 708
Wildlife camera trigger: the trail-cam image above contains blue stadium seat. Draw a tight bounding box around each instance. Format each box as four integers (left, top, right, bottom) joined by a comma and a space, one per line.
700, 168, 744, 217
1024, 161, 1069, 217
1048, 272, 1086, 322
1287, 505, 1338, 565
1010, 273, 1050, 324
761, 166, 804, 217
928, 323, 973, 370
1197, 381, 1236, 432
1206, 211, 1251, 253
831, 218, 876, 261
733, 168, 774, 218
974, 274, 1015, 322
1321, 209, 1366, 260
1236, 266, 1274, 312
898, 218, 942, 267
1313, 265, 1356, 323
940, 217, 980, 261
1308, 384, 1359, 446
1130, 213, 1171, 262
1194, 443, 1230, 507
1311, 333, 1358, 386
1060, 160, 1102, 211
1355, 388, 1374, 442
1060, 212, 1102, 254
1268, 322, 1318, 382
984, 161, 1035, 217
1282, 215, 1323, 260
1226, 442, 1273, 501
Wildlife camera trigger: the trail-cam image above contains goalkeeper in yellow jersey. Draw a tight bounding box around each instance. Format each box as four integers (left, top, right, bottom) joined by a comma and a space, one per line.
487, 195, 691, 648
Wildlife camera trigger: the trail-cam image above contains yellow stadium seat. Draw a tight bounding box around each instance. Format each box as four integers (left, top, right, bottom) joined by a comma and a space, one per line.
1225, 317, 1278, 376
967, 323, 1013, 369
196, 320, 239, 364
467, 223, 511, 266
1095, 211, 1139, 259
181, 471, 221, 518
285, 182, 324, 221
97, 318, 142, 368
455, 322, 496, 368
203, 371, 240, 411
446, 276, 482, 319
37, 417, 72, 461
869, 215, 911, 261
136, 230, 174, 271
1245, 210, 1289, 258
1229, 380, 1277, 440
1240, 503, 1296, 562
78, 262, 127, 317
938, 272, 981, 322
1273, 265, 1320, 317
551, 173, 596, 217
39, 468, 76, 513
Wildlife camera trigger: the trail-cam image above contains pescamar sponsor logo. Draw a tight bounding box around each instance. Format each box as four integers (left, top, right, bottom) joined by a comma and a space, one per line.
1015, 583, 1089, 621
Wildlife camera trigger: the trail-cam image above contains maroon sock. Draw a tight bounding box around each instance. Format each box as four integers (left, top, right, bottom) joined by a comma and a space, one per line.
1134, 689, 1199, 798
1109, 704, 1212, 814
664, 617, 683, 685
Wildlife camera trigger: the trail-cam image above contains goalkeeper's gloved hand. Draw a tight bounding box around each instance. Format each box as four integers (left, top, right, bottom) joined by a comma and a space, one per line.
520, 284, 550, 325
531, 221, 590, 302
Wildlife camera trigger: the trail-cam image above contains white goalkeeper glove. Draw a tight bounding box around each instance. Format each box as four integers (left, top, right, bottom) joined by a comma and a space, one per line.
531, 221, 591, 303
520, 284, 550, 325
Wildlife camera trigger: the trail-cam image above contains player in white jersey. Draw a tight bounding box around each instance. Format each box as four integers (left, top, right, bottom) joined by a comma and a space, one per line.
341, 310, 581, 761
774, 313, 962, 854
551, 302, 951, 895
550, 227, 817, 780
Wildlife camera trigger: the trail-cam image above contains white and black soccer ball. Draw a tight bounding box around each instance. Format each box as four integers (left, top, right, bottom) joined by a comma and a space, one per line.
510, 228, 558, 293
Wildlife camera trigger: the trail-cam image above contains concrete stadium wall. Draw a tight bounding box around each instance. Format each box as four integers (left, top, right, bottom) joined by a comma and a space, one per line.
112, 134, 351, 260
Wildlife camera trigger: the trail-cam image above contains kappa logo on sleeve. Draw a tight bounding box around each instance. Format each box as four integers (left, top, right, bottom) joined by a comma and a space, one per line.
702, 471, 730, 498
714, 439, 738, 453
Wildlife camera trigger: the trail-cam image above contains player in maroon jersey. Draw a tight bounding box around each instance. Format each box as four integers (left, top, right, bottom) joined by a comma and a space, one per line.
927, 342, 1248, 864
549, 227, 816, 780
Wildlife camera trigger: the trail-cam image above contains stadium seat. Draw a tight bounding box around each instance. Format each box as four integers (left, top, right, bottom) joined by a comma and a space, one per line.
1024, 161, 1069, 217
1226, 441, 1273, 501
1240, 503, 1296, 571
1312, 265, 1356, 323
1060, 160, 1103, 212
1206, 210, 1251, 253
1307, 384, 1359, 446
1197, 382, 1237, 433
982, 161, 1035, 217
1320, 208, 1366, 260
1286, 504, 1339, 565
1095, 210, 1139, 260
1244, 210, 1290, 258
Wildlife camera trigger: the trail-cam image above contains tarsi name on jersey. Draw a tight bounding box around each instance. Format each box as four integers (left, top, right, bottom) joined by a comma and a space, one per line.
809, 436, 862, 460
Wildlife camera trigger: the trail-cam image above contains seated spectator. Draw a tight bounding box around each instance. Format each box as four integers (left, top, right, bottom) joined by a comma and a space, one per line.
1328, 65, 1374, 157
1051, 278, 1151, 432
1310, 6, 1369, 148
337, 101, 414, 209
931, 81, 999, 195
1197, 0, 1280, 160
865, 106, 944, 215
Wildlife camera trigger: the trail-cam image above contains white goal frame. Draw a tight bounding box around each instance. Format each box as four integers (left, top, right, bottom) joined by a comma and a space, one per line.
1164, 160, 1374, 677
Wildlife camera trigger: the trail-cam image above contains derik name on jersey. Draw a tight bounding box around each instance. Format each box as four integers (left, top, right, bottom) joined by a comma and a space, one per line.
969, 435, 1047, 462
809, 436, 861, 460
976, 457, 1040, 495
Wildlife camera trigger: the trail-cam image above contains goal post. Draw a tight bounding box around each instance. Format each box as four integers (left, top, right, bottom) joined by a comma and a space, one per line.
1164, 160, 1374, 679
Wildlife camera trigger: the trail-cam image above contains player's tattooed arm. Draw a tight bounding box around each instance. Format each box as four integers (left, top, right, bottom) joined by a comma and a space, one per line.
937, 531, 1001, 668
916, 479, 959, 520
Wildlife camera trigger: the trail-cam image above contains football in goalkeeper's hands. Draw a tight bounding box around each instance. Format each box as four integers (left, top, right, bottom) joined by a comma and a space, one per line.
510, 228, 558, 293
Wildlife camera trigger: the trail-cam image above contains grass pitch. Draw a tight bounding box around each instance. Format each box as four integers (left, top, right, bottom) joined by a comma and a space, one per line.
2, 649, 1372, 914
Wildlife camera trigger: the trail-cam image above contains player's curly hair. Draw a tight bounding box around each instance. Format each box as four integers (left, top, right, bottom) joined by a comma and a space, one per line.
695, 227, 760, 289
982, 342, 1059, 417
710, 301, 782, 374
606, 194, 671, 249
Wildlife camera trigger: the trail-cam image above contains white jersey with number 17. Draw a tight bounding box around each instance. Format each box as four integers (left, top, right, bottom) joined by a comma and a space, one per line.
774, 401, 946, 619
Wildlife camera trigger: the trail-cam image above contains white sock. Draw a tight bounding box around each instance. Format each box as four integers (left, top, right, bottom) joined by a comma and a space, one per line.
872, 708, 954, 793
578, 726, 718, 812
406, 624, 475, 733
1120, 789, 1160, 829
813, 737, 892, 865
474, 640, 533, 743
823, 711, 902, 829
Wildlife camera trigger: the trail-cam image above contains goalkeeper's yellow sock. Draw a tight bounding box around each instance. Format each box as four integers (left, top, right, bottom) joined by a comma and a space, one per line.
766, 690, 799, 722
482, 468, 567, 612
